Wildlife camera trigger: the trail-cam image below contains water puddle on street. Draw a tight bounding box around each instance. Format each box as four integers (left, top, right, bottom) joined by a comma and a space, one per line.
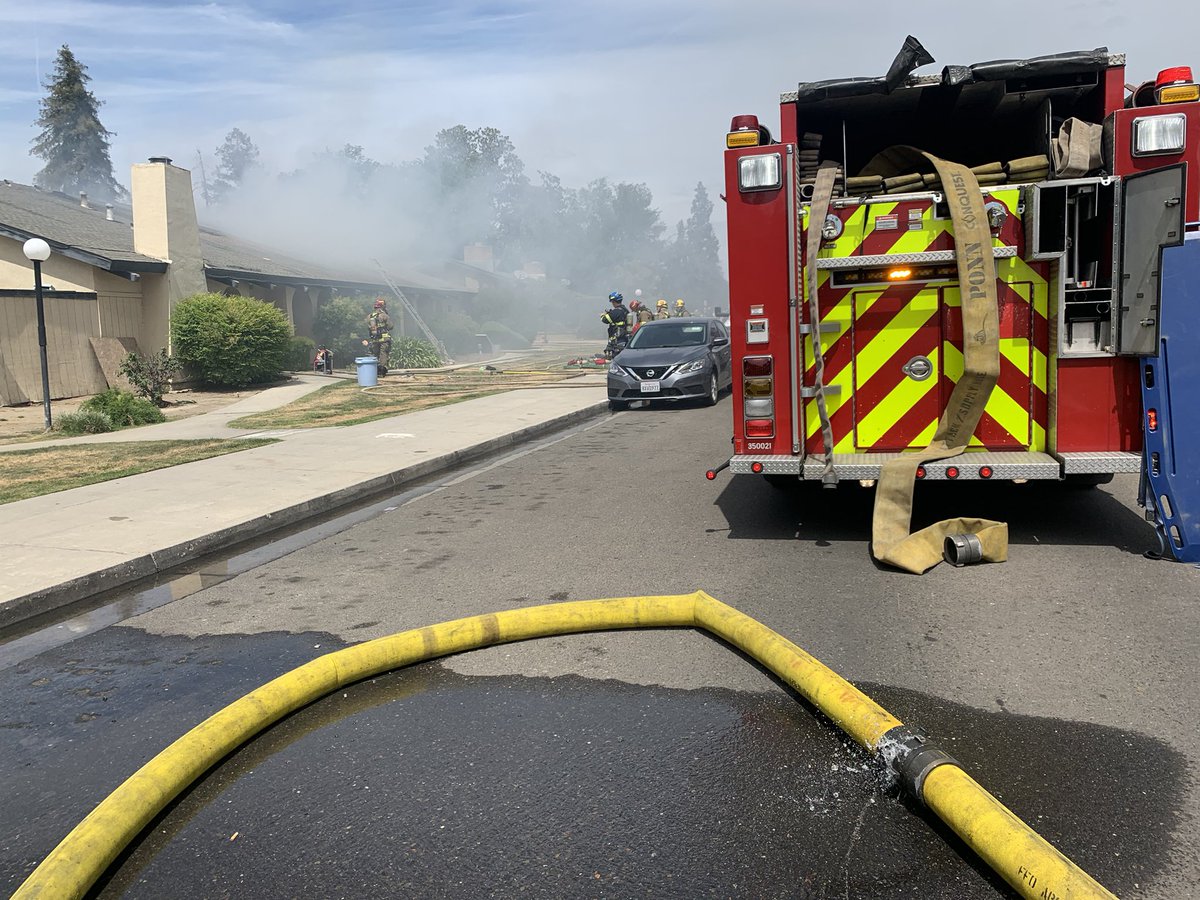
88, 664, 1181, 899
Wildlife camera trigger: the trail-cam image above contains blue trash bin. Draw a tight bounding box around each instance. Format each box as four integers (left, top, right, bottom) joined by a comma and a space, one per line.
355, 356, 379, 387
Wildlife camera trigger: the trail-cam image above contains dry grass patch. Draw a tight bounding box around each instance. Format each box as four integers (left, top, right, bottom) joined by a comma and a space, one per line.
0, 439, 275, 504
231, 367, 587, 430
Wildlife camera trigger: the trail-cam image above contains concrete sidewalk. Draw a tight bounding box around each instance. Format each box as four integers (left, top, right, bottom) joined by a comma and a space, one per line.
0, 376, 609, 627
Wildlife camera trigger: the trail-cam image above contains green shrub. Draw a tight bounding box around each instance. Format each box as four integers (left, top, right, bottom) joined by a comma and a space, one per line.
81, 388, 166, 427
479, 320, 532, 350
287, 336, 316, 372
119, 349, 181, 406
314, 294, 373, 364
390, 337, 441, 369
171, 292, 292, 388
56, 409, 114, 435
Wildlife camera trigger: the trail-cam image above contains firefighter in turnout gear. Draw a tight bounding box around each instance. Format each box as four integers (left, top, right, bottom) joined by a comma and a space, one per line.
601, 292, 631, 359
629, 299, 654, 333
673, 298, 691, 317
366, 297, 393, 377
655, 298, 670, 319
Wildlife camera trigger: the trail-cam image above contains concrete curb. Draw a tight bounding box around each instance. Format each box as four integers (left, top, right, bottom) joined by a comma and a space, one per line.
0, 400, 610, 630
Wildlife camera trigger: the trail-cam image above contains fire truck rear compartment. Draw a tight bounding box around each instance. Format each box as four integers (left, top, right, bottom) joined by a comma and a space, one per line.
788, 49, 1112, 181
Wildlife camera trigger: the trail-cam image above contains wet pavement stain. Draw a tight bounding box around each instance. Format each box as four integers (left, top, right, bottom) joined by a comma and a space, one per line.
0, 647, 1165, 900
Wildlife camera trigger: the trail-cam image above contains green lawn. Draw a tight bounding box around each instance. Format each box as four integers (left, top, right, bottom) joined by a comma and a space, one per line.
0, 439, 276, 504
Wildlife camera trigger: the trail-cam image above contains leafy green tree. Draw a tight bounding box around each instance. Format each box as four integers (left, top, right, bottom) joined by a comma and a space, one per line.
211, 127, 260, 201
662, 183, 727, 314
171, 293, 291, 388
422, 126, 529, 263
31, 45, 125, 201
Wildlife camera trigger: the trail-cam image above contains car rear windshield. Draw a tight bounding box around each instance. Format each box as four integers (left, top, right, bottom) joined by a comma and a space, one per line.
628, 323, 708, 349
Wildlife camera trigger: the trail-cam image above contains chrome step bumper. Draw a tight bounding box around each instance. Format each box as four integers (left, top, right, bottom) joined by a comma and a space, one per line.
730, 450, 1140, 481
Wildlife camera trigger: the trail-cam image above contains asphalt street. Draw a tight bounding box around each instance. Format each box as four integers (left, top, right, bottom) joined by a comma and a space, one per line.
2, 397, 1196, 898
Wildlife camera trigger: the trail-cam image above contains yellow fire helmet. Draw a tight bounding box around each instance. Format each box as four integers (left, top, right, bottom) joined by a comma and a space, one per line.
675, 299, 685, 307
656, 298, 668, 308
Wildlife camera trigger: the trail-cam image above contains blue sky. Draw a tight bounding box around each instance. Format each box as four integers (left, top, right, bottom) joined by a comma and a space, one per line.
2, 1, 1195, 250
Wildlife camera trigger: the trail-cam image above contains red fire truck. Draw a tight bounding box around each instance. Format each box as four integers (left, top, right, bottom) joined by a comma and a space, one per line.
714, 39, 1200, 563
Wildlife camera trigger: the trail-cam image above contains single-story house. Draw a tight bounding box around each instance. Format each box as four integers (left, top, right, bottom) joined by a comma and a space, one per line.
0, 158, 474, 405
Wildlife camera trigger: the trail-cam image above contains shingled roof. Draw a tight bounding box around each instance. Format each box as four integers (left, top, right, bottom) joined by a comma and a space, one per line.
0, 180, 164, 272
0, 180, 468, 293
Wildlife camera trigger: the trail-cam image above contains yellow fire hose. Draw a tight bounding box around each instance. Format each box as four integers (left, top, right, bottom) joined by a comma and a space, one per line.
14, 592, 1115, 900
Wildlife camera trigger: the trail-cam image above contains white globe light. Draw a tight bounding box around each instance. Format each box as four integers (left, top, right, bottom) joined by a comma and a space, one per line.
23, 238, 51, 262
635, 289, 642, 297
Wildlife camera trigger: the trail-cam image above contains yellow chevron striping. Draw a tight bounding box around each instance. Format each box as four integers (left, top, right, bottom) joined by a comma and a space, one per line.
803, 289, 856, 373
912, 418, 938, 446
881, 203, 951, 255
1000, 338, 1031, 377
804, 364, 853, 439
855, 347, 941, 448
860, 201, 899, 248
818, 204, 868, 258
942, 343, 1031, 446
854, 288, 939, 387
1031, 348, 1047, 394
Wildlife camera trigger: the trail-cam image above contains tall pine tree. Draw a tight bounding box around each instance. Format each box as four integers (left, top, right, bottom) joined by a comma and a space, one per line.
31, 45, 125, 201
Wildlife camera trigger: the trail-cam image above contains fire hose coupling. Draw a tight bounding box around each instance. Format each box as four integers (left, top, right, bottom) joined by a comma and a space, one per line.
944, 532, 984, 566
876, 725, 960, 803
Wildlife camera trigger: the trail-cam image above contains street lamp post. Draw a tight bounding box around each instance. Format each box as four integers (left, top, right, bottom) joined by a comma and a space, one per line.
22, 238, 53, 431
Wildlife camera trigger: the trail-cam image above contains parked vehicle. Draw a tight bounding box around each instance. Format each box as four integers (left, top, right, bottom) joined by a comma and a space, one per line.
607, 317, 733, 411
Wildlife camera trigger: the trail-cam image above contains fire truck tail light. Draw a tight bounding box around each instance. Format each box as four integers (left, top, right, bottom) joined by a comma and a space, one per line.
916, 466, 927, 479
979, 466, 994, 479
744, 377, 773, 397
738, 153, 782, 192
1133, 114, 1187, 156
743, 356, 772, 377
945, 466, 960, 479
744, 397, 774, 417
745, 419, 774, 438
1148, 408, 1158, 431
751, 461, 764, 474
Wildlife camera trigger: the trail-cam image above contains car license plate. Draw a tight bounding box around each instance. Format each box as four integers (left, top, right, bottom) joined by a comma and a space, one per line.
640, 380, 660, 393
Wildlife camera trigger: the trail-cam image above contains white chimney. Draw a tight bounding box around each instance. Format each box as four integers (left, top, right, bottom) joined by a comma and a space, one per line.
79, 191, 89, 208
105, 203, 114, 221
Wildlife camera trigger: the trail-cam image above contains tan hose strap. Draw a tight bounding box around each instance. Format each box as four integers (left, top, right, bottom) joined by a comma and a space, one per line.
870, 155, 1008, 573
805, 162, 841, 485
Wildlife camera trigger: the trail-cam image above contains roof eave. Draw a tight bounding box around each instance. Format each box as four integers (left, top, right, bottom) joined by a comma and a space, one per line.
204, 267, 471, 296
0, 224, 167, 276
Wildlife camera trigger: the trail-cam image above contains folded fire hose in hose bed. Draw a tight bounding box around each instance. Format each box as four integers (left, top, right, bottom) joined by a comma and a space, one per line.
806, 149, 1009, 574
